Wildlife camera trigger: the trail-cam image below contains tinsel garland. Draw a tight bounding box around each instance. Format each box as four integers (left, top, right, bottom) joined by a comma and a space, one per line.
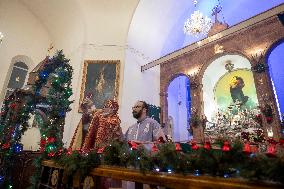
51, 140, 284, 184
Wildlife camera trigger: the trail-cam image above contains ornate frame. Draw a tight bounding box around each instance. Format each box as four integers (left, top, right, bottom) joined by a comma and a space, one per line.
79, 60, 120, 112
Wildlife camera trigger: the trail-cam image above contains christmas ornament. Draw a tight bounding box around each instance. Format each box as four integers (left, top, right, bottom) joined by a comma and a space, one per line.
243, 143, 251, 154
39, 71, 49, 79
203, 141, 211, 150
222, 141, 231, 152
152, 144, 158, 152
13, 143, 23, 153
175, 143, 182, 151
128, 141, 138, 150
191, 141, 199, 150
266, 138, 277, 157
97, 147, 105, 154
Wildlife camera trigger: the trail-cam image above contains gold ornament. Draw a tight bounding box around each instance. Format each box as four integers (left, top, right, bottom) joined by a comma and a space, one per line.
83, 176, 94, 189
51, 170, 59, 186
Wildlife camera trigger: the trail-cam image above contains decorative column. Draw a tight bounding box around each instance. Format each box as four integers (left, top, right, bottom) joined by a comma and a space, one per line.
189, 74, 204, 143
250, 52, 282, 140
160, 91, 168, 127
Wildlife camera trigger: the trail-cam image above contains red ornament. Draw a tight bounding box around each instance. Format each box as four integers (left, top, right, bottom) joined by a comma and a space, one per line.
66, 148, 72, 155
243, 143, 251, 154
266, 138, 278, 157
128, 141, 138, 150
151, 144, 158, 152
266, 143, 277, 157
39, 146, 45, 152
9, 103, 17, 109
2, 143, 10, 149
40, 138, 46, 145
191, 141, 199, 150
175, 143, 182, 151
222, 141, 231, 152
48, 152, 55, 157
47, 137, 56, 143
57, 148, 63, 156
97, 147, 105, 154
203, 141, 211, 150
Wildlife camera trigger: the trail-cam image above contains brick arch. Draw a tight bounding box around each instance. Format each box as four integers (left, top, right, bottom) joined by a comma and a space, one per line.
265, 38, 284, 60
164, 73, 190, 93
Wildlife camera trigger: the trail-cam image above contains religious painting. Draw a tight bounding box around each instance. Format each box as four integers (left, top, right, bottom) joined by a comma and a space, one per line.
204, 69, 262, 142
79, 60, 120, 111
214, 69, 258, 111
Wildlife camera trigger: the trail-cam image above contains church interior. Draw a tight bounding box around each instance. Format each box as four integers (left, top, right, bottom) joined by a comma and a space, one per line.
1, 0, 284, 188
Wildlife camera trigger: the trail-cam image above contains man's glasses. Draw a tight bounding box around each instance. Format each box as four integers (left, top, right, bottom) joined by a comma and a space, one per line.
132, 105, 143, 109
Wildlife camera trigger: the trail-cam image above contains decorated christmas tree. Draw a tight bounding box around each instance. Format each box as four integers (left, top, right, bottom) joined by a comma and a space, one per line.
0, 50, 73, 188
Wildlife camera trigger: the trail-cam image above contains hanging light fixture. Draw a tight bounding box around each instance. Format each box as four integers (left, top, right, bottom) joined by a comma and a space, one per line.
0, 31, 4, 44
183, 1, 212, 37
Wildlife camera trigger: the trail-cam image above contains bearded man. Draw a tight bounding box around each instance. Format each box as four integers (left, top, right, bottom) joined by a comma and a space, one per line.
125, 101, 165, 142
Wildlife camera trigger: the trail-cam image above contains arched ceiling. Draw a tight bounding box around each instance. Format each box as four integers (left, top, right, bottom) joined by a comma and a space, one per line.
128, 0, 284, 62
19, 0, 139, 54
18, 0, 284, 63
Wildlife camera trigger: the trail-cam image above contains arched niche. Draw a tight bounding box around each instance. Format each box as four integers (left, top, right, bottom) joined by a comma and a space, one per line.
166, 74, 192, 142
266, 39, 284, 121
21, 109, 47, 151
202, 54, 258, 121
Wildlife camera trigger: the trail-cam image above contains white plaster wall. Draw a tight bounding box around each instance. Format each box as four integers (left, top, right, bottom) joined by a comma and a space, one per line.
0, 0, 52, 100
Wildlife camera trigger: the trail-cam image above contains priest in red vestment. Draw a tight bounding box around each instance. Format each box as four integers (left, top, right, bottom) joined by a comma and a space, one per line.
82, 99, 122, 151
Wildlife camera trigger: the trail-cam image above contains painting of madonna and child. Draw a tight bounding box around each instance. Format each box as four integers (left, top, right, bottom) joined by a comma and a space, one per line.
204, 69, 264, 143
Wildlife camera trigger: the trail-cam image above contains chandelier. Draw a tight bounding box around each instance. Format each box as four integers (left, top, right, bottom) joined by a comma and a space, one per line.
184, 10, 212, 37
0, 31, 3, 43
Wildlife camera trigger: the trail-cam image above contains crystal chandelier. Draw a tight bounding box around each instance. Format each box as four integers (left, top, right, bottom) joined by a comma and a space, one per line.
184, 10, 212, 37
0, 31, 3, 44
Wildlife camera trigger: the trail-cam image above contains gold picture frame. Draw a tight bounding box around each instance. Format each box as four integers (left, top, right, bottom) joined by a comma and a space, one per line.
79, 60, 120, 112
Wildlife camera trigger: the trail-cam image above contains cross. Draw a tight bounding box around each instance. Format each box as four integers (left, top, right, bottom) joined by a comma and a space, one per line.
211, 4, 222, 23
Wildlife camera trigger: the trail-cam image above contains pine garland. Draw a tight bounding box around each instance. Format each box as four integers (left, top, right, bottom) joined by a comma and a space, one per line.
50, 140, 284, 184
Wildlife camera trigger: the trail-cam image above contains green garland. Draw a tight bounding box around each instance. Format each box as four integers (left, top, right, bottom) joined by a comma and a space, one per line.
29, 51, 74, 189
52, 140, 284, 184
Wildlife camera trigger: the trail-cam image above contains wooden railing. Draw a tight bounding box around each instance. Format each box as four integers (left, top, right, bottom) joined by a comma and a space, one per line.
40, 160, 283, 189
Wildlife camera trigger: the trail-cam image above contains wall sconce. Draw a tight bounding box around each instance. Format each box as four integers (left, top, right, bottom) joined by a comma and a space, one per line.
0, 31, 4, 44
214, 44, 224, 54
